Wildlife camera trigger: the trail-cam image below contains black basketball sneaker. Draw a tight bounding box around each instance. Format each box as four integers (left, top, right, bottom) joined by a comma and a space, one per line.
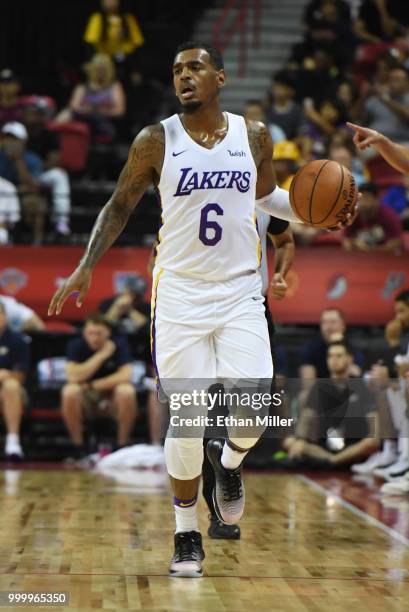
169, 531, 205, 578
206, 439, 245, 525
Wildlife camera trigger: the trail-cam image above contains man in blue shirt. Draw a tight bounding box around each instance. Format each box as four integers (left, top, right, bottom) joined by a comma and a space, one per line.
62, 312, 137, 458
0, 301, 30, 460
0, 121, 46, 243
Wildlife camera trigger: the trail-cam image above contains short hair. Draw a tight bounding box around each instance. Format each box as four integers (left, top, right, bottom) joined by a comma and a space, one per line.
321, 307, 346, 322
327, 339, 352, 356
273, 70, 295, 89
84, 312, 111, 329
174, 41, 224, 70
395, 289, 409, 305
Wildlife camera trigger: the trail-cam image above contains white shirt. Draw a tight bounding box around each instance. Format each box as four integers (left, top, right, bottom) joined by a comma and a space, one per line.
0, 295, 34, 331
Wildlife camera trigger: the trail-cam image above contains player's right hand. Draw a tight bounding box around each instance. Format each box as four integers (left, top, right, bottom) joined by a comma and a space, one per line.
346, 122, 383, 150
48, 266, 92, 316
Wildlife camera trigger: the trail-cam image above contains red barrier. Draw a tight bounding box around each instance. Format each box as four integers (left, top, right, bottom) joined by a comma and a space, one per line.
0, 246, 407, 325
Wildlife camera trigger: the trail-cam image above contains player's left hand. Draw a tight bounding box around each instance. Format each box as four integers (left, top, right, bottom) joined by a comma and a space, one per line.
326, 193, 360, 232
271, 273, 288, 300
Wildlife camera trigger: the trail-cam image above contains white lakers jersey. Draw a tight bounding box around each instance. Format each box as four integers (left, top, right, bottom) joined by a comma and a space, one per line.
155, 112, 260, 281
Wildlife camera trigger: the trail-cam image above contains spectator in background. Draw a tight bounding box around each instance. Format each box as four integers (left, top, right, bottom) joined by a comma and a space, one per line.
62, 313, 137, 459
0, 69, 23, 127
384, 289, 409, 351
299, 307, 364, 381
83, 0, 144, 82
355, 0, 398, 43
99, 275, 149, 335
336, 79, 362, 122
343, 182, 402, 252
0, 176, 20, 244
301, 97, 347, 155
328, 144, 367, 186
243, 100, 286, 144
0, 294, 44, 332
303, 0, 351, 29
266, 71, 304, 140
363, 67, 409, 143
284, 341, 379, 468
24, 101, 71, 236
0, 301, 30, 461
99, 277, 165, 446
272, 140, 299, 190
57, 54, 125, 144
0, 122, 46, 244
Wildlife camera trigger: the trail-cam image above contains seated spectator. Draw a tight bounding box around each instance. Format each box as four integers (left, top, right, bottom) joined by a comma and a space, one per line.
303, 0, 351, 28
99, 277, 165, 445
83, 0, 144, 81
336, 79, 361, 122
384, 289, 409, 351
0, 294, 44, 332
284, 340, 379, 468
272, 140, 299, 190
328, 144, 367, 186
57, 53, 125, 144
0, 176, 20, 244
99, 275, 149, 334
299, 307, 364, 380
0, 122, 46, 244
363, 67, 409, 144
24, 100, 71, 236
243, 100, 286, 143
301, 97, 347, 155
266, 71, 304, 140
61, 313, 137, 459
0, 301, 30, 460
355, 0, 398, 44
343, 182, 403, 252
301, 0, 356, 68
0, 69, 23, 127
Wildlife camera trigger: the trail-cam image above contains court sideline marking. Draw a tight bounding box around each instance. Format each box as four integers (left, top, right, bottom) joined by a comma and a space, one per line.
299, 475, 409, 548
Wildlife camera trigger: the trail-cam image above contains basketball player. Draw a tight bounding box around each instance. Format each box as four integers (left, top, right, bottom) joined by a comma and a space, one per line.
348, 122, 409, 175
203, 212, 294, 539
48, 42, 353, 577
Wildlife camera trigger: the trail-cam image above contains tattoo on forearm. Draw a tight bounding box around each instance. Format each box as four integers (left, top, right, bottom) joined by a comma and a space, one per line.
80, 124, 165, 269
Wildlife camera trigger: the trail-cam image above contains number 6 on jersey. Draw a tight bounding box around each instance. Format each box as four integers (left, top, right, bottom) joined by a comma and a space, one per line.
199, 203, 224, 246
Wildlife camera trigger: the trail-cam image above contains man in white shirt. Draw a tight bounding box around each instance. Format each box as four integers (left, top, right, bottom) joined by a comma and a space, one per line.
0, 295, 44, 332
0, 176, 20, 244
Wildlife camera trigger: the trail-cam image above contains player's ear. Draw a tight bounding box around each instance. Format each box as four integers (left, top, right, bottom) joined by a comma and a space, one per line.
217, 69, 226, 88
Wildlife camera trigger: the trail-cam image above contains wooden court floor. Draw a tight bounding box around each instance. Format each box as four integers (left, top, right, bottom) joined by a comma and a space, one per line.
1, 467, 409, 611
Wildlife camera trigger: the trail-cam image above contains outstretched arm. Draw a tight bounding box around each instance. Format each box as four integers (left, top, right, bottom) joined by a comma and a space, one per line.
48, 124, 164, 315
347, 122, 409, 175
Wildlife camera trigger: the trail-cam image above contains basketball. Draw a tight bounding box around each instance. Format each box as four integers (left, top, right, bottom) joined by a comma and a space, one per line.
289, 159, 358, 228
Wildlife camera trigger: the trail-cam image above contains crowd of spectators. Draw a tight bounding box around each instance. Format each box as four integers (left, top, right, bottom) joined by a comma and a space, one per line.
0, 0, 149, 246
256, 0, 409, 248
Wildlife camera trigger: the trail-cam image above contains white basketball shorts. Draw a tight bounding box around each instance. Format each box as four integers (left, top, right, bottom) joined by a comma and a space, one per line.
151, 267, 273, 382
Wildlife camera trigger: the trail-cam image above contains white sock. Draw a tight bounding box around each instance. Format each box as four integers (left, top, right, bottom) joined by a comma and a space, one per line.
383, 440, 397, 455
221, 442, 248, 470
6, 433, 20, 446
174, 498, 199, 533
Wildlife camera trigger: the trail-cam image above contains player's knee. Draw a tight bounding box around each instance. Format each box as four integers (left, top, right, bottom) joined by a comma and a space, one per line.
164, 436, 204, 480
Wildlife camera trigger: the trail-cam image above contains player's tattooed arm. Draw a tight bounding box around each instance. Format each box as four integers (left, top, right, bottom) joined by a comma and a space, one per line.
48, 124, 165, 315
246, 120, 277, 199
80, 123, 165, 270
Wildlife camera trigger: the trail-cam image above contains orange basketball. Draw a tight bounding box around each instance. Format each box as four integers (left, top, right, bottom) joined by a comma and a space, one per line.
289, 159, 358, 228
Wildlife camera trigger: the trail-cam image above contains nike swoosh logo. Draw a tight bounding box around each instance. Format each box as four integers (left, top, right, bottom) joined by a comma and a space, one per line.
179, 501, 195, 507
172, 150, 187, 157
